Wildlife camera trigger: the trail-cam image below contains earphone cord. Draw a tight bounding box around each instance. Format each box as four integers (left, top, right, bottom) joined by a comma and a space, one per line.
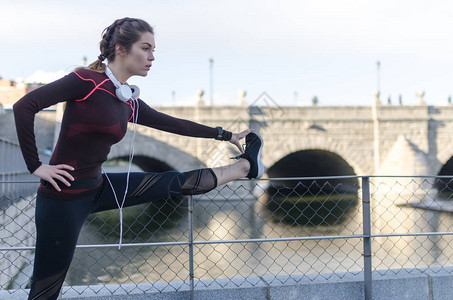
102, 98, 139, 250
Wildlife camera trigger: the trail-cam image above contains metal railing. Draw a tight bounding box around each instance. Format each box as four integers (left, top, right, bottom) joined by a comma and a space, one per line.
2, 175, 453, 299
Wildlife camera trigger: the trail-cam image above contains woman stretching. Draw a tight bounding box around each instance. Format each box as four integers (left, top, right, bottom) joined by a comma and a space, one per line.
13, 17, 264, 300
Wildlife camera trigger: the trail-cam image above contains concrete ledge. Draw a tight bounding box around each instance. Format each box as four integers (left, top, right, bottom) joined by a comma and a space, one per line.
424, 267, 453, 300
2, 267, 453, 299
372, 269, 429, 300
263, 272, 365, 300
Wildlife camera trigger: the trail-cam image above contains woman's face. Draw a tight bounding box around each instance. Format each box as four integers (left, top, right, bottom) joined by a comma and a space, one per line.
122, 32, 155, 77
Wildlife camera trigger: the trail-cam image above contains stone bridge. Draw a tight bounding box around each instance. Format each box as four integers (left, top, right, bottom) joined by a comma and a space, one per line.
3, 102, 453, 178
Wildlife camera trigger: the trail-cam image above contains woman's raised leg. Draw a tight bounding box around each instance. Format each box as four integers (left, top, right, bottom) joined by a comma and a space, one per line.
211, 158, 250, 187
212, 132, 263, 186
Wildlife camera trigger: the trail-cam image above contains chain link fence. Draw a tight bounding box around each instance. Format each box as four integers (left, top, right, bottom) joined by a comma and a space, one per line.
2, 175, 453, 298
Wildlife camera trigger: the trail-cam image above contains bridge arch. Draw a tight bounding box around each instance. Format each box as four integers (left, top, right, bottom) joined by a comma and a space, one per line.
267, 149, 357, 179
266, 148, 359, 196
107, 155, 175, 172
435, 149, 453, 175
264, 135, 364, 176
265, 149, 360, 226
435, 156, 453, 192
108, 132, 206, 172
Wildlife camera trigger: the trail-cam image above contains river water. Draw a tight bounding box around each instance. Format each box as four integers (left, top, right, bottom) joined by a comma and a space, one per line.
63, 180, 453, 287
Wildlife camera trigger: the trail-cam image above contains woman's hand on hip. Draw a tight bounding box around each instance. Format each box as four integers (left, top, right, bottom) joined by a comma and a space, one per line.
229, 129, 254, 153
32, 164, 75, 192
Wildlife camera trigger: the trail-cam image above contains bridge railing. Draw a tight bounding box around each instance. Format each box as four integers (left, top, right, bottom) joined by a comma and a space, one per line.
1, 175, 453, 299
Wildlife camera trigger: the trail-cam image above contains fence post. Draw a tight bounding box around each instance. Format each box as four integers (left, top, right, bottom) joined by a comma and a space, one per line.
188, 195, 194, 300
362, 176, 372, 299
1, 140, 4, 196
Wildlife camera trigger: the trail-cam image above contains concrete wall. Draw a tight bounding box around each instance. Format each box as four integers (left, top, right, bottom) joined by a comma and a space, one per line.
3, 267, 453, 299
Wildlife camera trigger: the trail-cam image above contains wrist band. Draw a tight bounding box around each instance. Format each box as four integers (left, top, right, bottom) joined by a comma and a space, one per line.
222, 130, 232, 141
215, 126, 223, 140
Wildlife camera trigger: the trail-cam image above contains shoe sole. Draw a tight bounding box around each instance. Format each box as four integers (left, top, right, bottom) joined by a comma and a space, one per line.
254, 134, 264, 179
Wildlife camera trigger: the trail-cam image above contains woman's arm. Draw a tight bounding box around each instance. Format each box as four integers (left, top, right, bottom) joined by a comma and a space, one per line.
134, 100, 254, 153
134, 99, 232, 140
13, 72, 88, 174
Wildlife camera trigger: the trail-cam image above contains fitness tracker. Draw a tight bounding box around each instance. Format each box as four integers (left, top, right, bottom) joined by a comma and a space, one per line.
215, 126, 223, 140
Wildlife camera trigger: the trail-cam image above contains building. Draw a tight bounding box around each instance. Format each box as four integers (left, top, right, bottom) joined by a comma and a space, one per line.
0, 77, 42, 110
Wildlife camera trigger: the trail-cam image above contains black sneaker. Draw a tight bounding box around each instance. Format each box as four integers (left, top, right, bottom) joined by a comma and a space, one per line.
231, 132, 264, 179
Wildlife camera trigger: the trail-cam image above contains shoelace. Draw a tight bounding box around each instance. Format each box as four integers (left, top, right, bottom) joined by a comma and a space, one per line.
230, 143, 247, 160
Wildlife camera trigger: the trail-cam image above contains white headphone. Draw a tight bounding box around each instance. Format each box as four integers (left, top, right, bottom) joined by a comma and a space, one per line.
105, 65, 140, 102
103, 65, 141, 249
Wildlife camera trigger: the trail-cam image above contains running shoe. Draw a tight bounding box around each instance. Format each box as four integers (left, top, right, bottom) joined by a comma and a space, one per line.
231, 132, 264, 179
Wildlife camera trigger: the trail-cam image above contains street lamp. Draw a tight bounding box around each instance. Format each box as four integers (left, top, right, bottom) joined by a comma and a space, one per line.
209, 58, 214, 106
376, 61, 381, 93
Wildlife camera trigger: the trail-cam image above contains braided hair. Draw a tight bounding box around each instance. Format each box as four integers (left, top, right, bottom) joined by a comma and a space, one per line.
76, 17, 154, 72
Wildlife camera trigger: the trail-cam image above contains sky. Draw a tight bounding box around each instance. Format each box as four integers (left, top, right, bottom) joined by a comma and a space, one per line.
2, 0, 453, 107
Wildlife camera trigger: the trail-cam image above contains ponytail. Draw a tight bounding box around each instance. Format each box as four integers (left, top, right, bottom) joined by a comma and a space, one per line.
75, 58, 106, 73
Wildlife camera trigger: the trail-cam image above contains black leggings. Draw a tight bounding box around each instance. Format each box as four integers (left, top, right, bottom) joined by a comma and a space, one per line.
28, 168, 217, 300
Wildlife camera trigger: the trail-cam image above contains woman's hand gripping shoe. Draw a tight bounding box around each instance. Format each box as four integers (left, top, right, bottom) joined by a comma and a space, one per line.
231, 132, 264, 179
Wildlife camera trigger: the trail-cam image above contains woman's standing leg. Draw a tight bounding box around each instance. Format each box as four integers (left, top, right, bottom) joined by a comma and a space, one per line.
28, 195, 94, 300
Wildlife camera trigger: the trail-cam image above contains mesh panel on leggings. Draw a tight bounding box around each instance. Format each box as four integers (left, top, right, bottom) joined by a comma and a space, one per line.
130, 173, 164, 198
181, 168, 218, 195
29, 268, 66, 300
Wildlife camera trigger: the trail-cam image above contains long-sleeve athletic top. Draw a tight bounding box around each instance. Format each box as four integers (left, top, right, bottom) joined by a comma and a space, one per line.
13, 69, 231, 199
